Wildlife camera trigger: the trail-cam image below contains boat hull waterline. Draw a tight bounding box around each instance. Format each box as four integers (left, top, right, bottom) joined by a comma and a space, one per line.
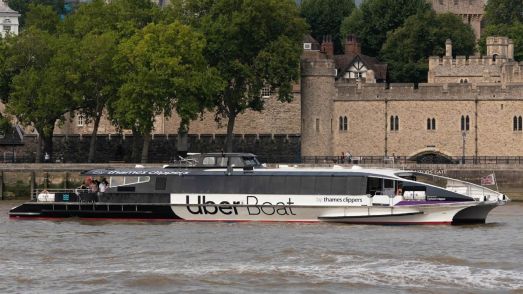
9, 194, 501, 224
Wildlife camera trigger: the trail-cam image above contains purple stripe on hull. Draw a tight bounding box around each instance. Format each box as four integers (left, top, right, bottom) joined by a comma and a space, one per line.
396, 200, 466, 206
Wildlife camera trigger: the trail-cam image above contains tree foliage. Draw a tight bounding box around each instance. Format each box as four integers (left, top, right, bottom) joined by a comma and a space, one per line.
112, 22, 221, 162
481, 0, 523, 61
199, 0, 307, 152
4, 29, 80, 162
380, 12, 476, 83
300, 0, 355, 54
340, 0, 430, 56
479, 23, 523, 61
7, 0, 64, 28
484, 0, 523, 26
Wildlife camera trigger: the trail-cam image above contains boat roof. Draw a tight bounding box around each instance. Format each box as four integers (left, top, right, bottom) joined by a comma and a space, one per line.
81, 166, 406, 179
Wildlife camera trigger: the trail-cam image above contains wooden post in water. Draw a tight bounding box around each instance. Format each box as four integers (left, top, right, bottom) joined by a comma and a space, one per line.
30, 171, 35, 200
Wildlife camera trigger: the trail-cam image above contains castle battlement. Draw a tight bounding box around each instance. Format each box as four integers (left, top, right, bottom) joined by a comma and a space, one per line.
334, 82, 523, 100
301, 58, 336, 77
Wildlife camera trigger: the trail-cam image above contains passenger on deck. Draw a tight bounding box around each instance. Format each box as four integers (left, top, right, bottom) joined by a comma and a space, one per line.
99, 178, 108, 192
90, 179, 99, 193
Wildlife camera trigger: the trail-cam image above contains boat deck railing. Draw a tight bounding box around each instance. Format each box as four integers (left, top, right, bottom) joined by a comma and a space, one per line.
32, 188, 88, 201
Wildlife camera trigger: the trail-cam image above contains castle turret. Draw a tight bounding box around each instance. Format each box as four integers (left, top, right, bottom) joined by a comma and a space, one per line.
487, 36, 509, 59
300, 55, 336, 157
508, 39, 514, 60
445, 39, 452, 57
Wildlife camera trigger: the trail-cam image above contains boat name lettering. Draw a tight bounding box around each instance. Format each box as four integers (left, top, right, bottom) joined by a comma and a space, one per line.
104, 170, 188, 176
322, 196, 363, 204
185, 195, 296, 216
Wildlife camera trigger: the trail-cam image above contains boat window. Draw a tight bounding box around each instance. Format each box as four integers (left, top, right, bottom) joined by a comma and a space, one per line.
269, 176, 286, 193
216, 157, 228, 167
299, 176, 316, 195
284, 176, 301, 194
230, 157, 243, 167
315, 176, 332, 194
384, 179, 394, 189
331, 176, 348, 194
366, 177, 382, 195
242, 175, 271, 194
155, 177, 167, 190
202, 157, 216, 165
243, 156, 260, 167
109, 176, 150, 187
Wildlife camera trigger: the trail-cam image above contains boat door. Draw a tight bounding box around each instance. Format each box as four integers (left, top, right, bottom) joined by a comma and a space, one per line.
382, 179, 395, 196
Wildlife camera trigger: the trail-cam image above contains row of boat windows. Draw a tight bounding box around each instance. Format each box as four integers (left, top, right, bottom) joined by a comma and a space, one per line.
153, 175, 371, 195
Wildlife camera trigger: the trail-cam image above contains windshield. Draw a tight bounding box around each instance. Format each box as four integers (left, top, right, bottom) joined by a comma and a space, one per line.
396, 171, 501, 200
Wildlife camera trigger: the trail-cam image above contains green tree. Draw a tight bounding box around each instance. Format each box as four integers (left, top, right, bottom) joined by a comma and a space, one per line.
7, 0, 64, 28
60, 0, 159, 162
340, 0, 430, 56
481, 0, 523, 61
113, 22, 220, 162
484, 0, 523, 25
72, 32, 120, 163
380, 12, 475, 83
200, 0, 307, 152
163, 0, 217, 26
4, 29, 80, 162
300, 0, 355, 54
25, 4, 60, 33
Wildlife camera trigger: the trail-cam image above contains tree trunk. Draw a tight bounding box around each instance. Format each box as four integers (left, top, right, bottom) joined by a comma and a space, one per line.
42, 133, 53, 163
35, 132, 42, 163
130, 128, 141, 163
141, 133, 151, 163
225, 114, 236, 153
177, 120, 189, 158
87, 114, 102, 163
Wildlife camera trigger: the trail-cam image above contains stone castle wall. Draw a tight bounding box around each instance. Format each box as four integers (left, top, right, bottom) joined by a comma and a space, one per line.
331, 83, 523, 157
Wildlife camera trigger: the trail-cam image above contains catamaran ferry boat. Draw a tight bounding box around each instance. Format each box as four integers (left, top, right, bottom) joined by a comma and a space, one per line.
9, 153, 509, 224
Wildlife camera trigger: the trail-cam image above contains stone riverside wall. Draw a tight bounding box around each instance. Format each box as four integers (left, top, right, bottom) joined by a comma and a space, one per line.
0, 133, 301, 163
0, 163, 522, 201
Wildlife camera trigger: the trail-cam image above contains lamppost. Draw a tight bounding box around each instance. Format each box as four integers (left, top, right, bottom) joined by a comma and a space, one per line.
461, 130, 467, 164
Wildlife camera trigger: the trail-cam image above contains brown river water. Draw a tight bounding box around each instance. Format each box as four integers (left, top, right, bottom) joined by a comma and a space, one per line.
1, 200, 522, 293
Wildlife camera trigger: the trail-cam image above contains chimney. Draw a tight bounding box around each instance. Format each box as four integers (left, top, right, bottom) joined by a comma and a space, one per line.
345, 34, 361, 55
320, 35, 334, 58
445, 39, 452, 57
508, 39, 514, 60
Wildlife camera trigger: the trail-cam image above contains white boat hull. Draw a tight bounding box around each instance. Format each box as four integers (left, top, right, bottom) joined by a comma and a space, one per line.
170, 193, 496, 224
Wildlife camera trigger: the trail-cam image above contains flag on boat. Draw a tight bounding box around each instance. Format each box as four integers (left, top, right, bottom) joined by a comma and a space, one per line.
481, 173, 496, 185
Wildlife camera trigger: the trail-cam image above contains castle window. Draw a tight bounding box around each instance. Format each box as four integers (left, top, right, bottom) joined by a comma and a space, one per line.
303, 43, 312, 50
338, 116, 348, 131
315, 119, 320, 132
77, 114, 85, 127
439, 0, 443, 4
427, 118, 436, 130
454, 0, 458, 5
390, 115, 399, 131
3, 25, 10, 33
514, 116, 523, 131
461, 115, 470, 131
